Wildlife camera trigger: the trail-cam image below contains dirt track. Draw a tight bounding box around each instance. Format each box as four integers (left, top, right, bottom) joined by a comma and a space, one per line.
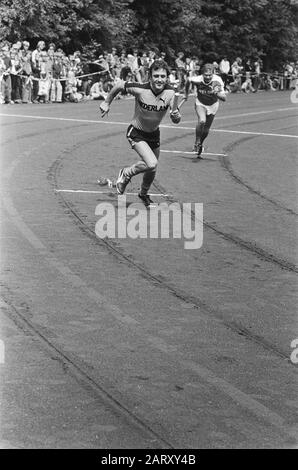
0, 90, 297, 449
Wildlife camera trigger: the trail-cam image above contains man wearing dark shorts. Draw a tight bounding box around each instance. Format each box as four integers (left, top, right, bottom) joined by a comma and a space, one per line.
99, 59, 181, 206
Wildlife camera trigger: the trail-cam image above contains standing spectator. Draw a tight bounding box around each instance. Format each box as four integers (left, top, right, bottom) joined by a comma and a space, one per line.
0, 52, 5, 103
230, 57, 243, 92
10, 47, 23, 103
283, 62, 293, 90
147, 50, 156, 66
20, 41, 31, 59
244, 59, 253, 76
168, 68, 179, 86
31, 41, 45, 69
213, 61, 219, 75
289, 62, 297, 89
252, 58, 262, 92
107, 47, 118, 78
185, 57, 192, 79
119, 50, 128, 68
175, 51, 186, 91
128, 50, 142, 83
189, 56, 199, 78
1, 45, 13, 104
231, 57, 243, 79
140, 52, 149, 82
31, 41, 45, 102
60, 55, 70, 102
219, 56, 230, 89
80, 56, 92, 98
21, 51, 33, 103
50, 52, 63, 102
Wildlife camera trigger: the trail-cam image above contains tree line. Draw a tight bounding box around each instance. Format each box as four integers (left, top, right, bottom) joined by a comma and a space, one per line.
1, 0, 297, 69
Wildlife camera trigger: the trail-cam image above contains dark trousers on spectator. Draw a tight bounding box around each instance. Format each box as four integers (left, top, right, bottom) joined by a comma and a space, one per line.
11, 74, 22, 102
220, 73, 229, 89
32, 78, 40, 101
22, 77, 32, 103
1, 75, 12, 103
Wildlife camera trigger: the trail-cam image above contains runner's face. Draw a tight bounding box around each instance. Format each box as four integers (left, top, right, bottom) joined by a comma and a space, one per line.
150, 68, 168, 93
203, 71, 213, 84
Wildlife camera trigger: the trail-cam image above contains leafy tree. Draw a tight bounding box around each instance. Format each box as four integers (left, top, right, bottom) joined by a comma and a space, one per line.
0, 0, 297, 68
0, 0, 136, 53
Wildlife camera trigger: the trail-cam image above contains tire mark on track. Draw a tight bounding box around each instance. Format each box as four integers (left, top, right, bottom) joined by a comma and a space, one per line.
0, 292, 173, 449
0, 122, 93, 147
153, 178, 297, 273
0, 119, 37, 128
214, 114, 298, 129
48, 137, 294, 361
220, 136, 298, 216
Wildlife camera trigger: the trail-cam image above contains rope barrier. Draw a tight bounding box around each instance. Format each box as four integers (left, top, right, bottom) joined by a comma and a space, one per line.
2, 68, 111, 82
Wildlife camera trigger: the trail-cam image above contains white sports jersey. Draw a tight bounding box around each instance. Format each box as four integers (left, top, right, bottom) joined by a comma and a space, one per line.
189, 74, 224, 106
124, 81, 175, 132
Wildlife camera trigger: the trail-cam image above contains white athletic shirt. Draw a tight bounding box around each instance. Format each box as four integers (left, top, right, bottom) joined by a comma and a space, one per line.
123, 81, 175, 133
188, 74, 224, 106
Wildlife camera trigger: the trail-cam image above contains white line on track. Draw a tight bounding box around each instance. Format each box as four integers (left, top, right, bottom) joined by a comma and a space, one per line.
1, 113, 298, 139
182, 106, 298, 124
161, 149, 227, 156
55, 189, 169, 196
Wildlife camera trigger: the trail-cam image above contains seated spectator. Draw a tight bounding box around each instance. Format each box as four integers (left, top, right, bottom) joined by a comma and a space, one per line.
228, 74, 242, 93
263, 74, 277, 91
89, 79, 108, 100
37, 70, 51, 103
241, 76, 254, 93
64, 70, 84, 102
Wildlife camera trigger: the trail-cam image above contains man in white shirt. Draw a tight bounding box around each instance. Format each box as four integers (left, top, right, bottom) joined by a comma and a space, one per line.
219, 56, 230, 89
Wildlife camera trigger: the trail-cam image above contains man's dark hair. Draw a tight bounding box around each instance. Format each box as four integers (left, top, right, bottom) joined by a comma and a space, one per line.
149, 59, 170, 77
202, 63, 214, 73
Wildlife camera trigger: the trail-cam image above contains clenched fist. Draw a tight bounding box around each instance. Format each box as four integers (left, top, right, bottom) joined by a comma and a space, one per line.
170, 110, 181, 124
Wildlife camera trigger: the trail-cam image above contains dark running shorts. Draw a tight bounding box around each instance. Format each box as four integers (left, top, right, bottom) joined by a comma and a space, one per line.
126, 124, 160, 150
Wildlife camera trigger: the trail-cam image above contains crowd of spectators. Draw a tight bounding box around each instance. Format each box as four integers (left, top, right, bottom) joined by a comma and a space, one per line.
1, 39, 297, 105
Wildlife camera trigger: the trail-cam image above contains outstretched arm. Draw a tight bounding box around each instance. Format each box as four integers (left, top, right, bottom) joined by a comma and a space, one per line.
169, 91, 181, 124
99, 80, 125, 117
183, 77, 191, 100
212, 86, 226, 101
215, 90, 226, 101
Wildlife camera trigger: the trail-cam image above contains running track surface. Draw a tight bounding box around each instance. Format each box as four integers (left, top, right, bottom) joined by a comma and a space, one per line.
0, 90, 297, 449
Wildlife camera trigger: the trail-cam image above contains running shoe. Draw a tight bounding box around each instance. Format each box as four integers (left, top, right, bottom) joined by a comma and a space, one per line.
116, 168, 131, 194
193, 143, 203, 157
138, 193, 154, 207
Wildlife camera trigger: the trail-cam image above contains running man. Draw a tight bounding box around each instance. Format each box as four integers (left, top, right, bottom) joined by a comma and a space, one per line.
99, 59, 181, 206
183, 63, 226, 157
